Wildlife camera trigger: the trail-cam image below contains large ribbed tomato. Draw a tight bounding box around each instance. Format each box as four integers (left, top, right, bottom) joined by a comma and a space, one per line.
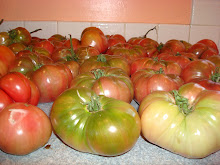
50, 87, 141, 156
139, 83, 220, 158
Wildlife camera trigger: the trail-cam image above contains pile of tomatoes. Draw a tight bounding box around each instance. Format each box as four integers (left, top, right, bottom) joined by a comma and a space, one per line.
0, 26, 220, 159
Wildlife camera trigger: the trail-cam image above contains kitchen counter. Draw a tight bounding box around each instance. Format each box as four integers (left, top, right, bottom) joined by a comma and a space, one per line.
0, 101, 220, 165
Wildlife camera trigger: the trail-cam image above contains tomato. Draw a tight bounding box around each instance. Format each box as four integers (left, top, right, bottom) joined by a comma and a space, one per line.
75, 46, 100, 64
180, 59, 216, 83
157, 52, 195, 69
81, 26, 105, 37
160, 39, 185, 55
70, 67, 134, 103
34, 39, 55, 55
131, 68, 184, 104
8, 43, 26, 54
130, 57, 182, 76
180, 40, 192, 51
207, 55, 220, 67
106, 43, 147, 64
0, 32, 12, 46
31, 64, 72, 103
32, 47, 51, 58
0, 45, 16, 68
0, 72, 31, 103
79, 54, 130, 76
0, 60, 8, 78
139, 83, 220, 158
197, 39, 219, 54
63, 38, 80, 50
107, 34, 126, 48
0, 102, 52, 155
8, 27, 31, 46
81, 27, 108, 53
48, 34, 66, 42
50, 87, 141, 156
51, 47, 74, 62
0, 89, 13, 112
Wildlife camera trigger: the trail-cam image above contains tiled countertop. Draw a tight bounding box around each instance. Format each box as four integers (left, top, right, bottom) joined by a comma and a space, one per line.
0, 101, 220, 165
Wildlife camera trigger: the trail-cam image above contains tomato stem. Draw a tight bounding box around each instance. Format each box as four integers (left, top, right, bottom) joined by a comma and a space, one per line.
30, 28, 42, 34
156, 68, 164, 74
171, 90, 192, 115
86, 94, 101, 112
211, 67, 220, 83
68, 34, 78, 61
143, 26, 157, 38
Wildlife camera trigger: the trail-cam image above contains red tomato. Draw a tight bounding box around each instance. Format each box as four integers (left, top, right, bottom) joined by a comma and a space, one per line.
197, 39, 219, 54
131, 68, 184, 103
8, 43, 26, 54
207, 55, 220, 67
107, 34, 126, 48
0, 45, 16, 68
130, 57, 182, 76
51, 47, 73, 62
34, 40, 55, 54
81, 27, 108, 53
31, 64, 72, 103
160, 39, 185, 54
180, 59, 216, 83
28, 79, 40, 106
0, 89, 13, 112
0, 60, 8, 78
63, 38, 80, 50
0, 32, 12, 46
0, 102, 52, 155
0, 72, 31, 103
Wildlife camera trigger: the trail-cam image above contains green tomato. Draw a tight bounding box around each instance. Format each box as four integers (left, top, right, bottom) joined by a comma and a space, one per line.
50, 87, 141, 156
139, 83, 220, 158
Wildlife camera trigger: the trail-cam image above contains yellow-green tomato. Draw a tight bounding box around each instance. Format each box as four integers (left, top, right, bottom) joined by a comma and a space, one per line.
50, 87, 141, 156
139, 83, 220, 158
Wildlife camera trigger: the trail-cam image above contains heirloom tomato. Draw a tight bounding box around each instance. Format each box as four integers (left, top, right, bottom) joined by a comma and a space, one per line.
79, 54, 130, 76
197, 39, 219, 54
0, 102, 52, 155
8, 27, 31, 46
130, 57, 182, 76
8, 43, 26, 54
0, 89, 13, 112
160, 39, 185, 55
0, 32, 12, 46
34, 39, 55, 54
139, 83, 220, 158
131, 68, 183, 104
207, 55, 220, 67
107, 34, 126, 48
0, 45, 16, 68
31, 64, 72, 103
70, 67, 134, 103
180, 59, 216, 83
50, 87, 141, 156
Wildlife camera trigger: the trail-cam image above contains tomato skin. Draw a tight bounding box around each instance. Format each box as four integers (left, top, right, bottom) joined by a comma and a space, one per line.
50, 87, 141, 156
63, 38, 80, 50
107, 34, 126, 48
0, 60, 8, 78
160, 39, 185, 54
197, 39, 219, 54
8, 43, 26, 54
131, 68, 184, 103
70, 67, 134, 103
34, 40, 55, 55
0, 32, 12, 46
180, 59, 216, 83
139, 83, 220, 158
0, 89, 13, 112
207, 55, 220, 67
0, 102, 52, 155
31, 64, 72, 103
0, 72, 31, 103
0, 45, 16, 68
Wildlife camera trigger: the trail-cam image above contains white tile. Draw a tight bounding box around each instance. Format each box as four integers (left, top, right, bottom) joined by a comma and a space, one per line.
58, 22, 91, 40
91, 22, 125, 37
189, 25, 220, 46
192, 0, 220, 26
24, 21, 57, 39
158, 24, 190, 44
0, 21, 24, 32
125, 23, 158, 41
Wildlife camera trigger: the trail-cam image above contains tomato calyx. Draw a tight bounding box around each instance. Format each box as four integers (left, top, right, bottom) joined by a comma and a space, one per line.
171, 90, 192, 115
97, 54, 107, 62
211, 67, 220, 83
91, 69, 106, 79
85, 94, 101, 112
8, 29, 18, 41
155, 68, 164, 74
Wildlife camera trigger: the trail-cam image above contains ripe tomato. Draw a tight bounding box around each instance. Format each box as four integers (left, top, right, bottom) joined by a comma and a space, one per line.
0, 32, 12, 46
31, 64, 72, 103
180, 59, 216, 83
50, 87, 141, 156
34, 39, 55, 54
131, 68, 184, 103
8, 27, 31, 46
160, 39, 185, 55
8, 43, 26, 54
207, 55, 220, 67
0, 45, 16, 68
139, 83, 220, 158
0, 102, 52, 155
81, 27, 108, 53
0, 60, 8, 78
63, 38, 80, 50
197, 39, 219, 54
0, 89, 13, 112
130, 57, 182, 76
70, 67, 134, 103
107, 34, 126, 48
79, 54, 130, 76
